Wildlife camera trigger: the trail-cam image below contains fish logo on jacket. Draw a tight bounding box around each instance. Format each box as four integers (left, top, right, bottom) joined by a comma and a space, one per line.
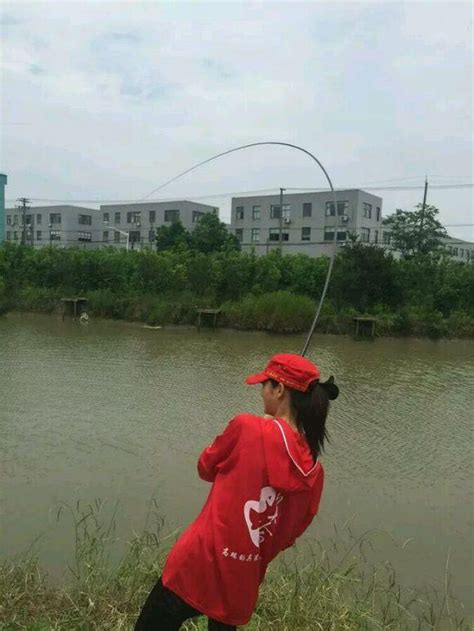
244, 486, 284, 547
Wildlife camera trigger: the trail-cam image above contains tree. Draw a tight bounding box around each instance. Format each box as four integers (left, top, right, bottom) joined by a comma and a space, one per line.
330, 242, 402, 311
383, 204, 447, 258
191, 212, 240, 254
155, 221, 191, 251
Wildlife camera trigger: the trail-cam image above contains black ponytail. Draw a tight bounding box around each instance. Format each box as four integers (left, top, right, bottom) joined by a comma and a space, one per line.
270, 376, 339, 462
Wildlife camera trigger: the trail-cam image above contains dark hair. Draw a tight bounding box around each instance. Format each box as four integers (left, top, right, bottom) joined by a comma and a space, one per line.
269, 376, 339, 462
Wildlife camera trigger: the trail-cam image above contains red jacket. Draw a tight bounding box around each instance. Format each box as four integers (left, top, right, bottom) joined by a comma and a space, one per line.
162, 413, 324, 626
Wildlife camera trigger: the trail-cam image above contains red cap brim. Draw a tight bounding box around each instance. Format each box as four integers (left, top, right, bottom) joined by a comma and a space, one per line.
245, 371, 269, 385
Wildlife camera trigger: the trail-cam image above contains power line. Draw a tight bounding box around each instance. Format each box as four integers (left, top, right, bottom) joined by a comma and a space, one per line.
5, 181, 474, 205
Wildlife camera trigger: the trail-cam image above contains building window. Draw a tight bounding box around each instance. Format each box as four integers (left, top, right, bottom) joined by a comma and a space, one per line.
50, 230, 61, 240
452, 247, 459, 256
252, 205, 261, 220
301, 227, 311, 241
149, 210, 156, 223
13, 215, 18, 225
127, 211, 141, 224
460, 248, 464, 258
164, 209, 180, 222
50, 213, 61, 224
114, 212, 121, 224
269, 228, 289, 242
6, 231, 11, 240
36, 231, 42, 241
148, 229, 156, 242
129, 231, 141, 244
103, 231, 109, 242
78, 214, 92, 225
114, 231, 120, 243
251, 228, 260, 243
337, 231, 347, 241
303, 203, 312, 217
383, 231, 391, 245
325, 201, 349, 216
270, 204, 291, 220
6, 215, 11, 225
103, 212, 109, 223
362, 203, 372, 218
376, 207, 381, 221
235, 206, 244, 220
78, 231, 92, 242
13, 231, 18, 240
324, 227, 335, 241
361, 227, 370, 242
193, 211, 204, 223
36, 214, 42, 224
374, 230, 379, 244
235, 228, 243, 242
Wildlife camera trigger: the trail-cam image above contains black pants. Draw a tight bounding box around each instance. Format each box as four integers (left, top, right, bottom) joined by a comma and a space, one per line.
135, 577, 237, 631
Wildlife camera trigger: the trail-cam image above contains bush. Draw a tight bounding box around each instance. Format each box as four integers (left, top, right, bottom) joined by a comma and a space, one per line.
222, 291, 315, 333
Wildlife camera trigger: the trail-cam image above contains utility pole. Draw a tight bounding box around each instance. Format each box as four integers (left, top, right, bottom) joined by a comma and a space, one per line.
279, 187, 286, 252
17, 198, 31, 245
419, 177, 428, 252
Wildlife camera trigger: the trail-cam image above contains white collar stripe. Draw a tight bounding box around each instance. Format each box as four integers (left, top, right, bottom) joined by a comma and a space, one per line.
272, 419, 319, 478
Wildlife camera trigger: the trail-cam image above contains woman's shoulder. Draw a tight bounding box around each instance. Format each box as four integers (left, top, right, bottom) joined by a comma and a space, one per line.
230, 412, 265, 430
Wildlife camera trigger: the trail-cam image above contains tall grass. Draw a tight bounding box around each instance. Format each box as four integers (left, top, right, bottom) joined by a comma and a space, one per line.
0, 501, 469, 630
2, 285, 474, 339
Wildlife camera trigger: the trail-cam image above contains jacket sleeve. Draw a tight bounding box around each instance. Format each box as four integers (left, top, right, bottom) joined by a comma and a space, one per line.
283, 466, 324, 549
197, 415, 243, 483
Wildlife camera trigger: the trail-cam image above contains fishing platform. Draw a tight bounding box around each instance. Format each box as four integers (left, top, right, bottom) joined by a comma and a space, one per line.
61, 297, 88, 321
197, 308, 221, 331
352, 316, 377, 338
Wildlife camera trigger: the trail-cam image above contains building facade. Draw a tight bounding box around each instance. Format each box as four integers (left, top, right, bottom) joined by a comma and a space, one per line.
3, 200, 219, 249
230, 189, 383, 256
4, 204, 101, 248
99, 200, 219, 248
441, 236, 473, 262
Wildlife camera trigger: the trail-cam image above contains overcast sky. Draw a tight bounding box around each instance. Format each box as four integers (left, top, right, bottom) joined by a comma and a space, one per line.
1, 1, 472, 240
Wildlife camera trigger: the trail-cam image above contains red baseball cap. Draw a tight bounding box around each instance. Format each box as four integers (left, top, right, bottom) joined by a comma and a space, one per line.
245, 353, 321, 392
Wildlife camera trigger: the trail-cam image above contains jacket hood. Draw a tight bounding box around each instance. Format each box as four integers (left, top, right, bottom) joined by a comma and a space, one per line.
261, 416, 323, 493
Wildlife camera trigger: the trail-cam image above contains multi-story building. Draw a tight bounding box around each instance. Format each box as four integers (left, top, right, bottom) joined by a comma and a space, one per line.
231, 189, 383, 256
4, 204, 101, 248
441, 236, 473, 262
3, 200, 219, 249
381, 231, 473, 262
99, 200, 219, 248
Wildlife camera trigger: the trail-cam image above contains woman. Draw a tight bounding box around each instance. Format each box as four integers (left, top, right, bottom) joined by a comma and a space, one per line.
135, 352, 339, 630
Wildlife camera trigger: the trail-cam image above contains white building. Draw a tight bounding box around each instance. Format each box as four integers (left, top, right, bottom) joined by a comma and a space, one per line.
99, 200, 219, 248
4, 205, 101, 248
230, 189, 383, 257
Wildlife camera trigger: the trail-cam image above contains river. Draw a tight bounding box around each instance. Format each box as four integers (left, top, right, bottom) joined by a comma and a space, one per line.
0, 314, 473, 615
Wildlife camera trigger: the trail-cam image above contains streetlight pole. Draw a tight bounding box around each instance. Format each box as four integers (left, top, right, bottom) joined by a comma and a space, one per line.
104, 221, 129, 251
279, 187, 286, 252
48, 223, 53, 248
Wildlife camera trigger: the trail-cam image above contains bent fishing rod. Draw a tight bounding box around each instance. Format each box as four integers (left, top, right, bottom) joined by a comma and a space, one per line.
141, 142, 339, 356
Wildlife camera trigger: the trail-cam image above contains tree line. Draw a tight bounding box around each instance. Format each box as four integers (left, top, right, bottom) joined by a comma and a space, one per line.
0, 204, 472, 337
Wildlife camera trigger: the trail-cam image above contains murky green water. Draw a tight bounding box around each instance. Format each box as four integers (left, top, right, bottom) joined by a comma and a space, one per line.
1, 314, 473, 612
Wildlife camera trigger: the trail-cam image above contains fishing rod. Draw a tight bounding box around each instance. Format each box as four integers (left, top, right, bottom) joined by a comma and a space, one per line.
141, 142, 339, 356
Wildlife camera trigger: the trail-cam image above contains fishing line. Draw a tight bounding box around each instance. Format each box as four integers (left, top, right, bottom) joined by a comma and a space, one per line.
140, 141, 339, 356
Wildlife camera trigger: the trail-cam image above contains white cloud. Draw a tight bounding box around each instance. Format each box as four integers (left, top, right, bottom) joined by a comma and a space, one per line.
0, 1, 472, 237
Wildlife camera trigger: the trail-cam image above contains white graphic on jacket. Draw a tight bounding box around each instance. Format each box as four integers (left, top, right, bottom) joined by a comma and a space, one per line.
244, 486, 284, 548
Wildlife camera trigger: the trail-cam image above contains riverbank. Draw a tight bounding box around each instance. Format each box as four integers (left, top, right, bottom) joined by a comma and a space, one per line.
2, 287, 474, 339
0, 504, 469, 630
